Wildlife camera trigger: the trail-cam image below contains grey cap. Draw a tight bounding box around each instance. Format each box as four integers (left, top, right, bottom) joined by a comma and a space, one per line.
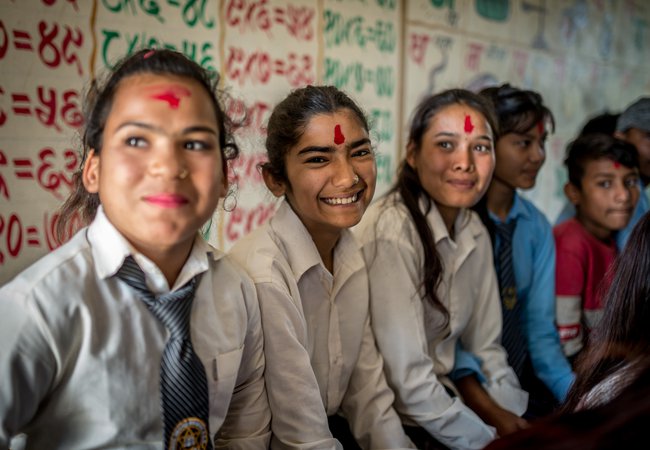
616, 97, 650, 133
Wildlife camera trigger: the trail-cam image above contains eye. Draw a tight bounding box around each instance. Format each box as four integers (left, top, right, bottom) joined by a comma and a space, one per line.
474, 143, 492, 153
126, 136, 147, 148
305, 156, 328, 164
437, 141, 453, 150
183, 140, 212, 151
597, 180, 612, 188
519, 139, 532, 148
625, 177, 640, 188
352, 148, 373, 158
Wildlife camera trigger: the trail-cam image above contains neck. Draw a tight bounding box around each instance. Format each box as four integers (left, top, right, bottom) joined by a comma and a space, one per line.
436, 203, 459, 239
139, 240, 194, 287
311, 231, 340, 274
486, 179, 515, 221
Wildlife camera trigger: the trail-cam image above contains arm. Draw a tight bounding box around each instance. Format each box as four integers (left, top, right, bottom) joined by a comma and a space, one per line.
256, 280, 340, 450
458, 233, 528, 417
363, 234, 496, 450
554, 238, 586, 359
455, 375, 528, 437
340, 314, 414, 449
215, 277, 271, 449
524, 219, 575, 401
0, 289, 57, 445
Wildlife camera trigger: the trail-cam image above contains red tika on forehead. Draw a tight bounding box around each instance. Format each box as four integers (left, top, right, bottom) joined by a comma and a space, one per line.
464, 115, 474, 133
148, 85, 191, 109
537, 120, 545, 134
334, 124, 345, 145
613, 161, 621, 169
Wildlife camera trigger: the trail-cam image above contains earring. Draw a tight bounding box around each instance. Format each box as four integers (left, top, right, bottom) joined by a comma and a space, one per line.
179, 168, 189, 179
353, 174, 360, 184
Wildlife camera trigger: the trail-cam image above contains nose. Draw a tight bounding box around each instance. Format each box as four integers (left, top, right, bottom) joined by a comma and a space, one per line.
332, 157, 358, 188
529, 142, 545, 164
614, 181, 632, 203
453, 147, 474, 172
149, 144, 187, 180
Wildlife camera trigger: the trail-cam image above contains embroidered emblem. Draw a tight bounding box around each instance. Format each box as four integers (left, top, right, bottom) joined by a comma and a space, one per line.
169, 417, 209, 450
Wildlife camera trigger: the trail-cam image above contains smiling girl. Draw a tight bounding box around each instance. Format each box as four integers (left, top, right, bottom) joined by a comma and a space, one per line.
355, 89, 528, 449
228, 85, 413, 450
0, 49, 270, 449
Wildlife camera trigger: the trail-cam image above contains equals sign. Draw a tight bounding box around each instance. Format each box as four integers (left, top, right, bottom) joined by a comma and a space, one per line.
13, 158, 34, 179
273, 59, 286, 75
12, 93, 32, 116
13, 29, 34, 51
26, 226, 40, 246
274, 8, 285, 24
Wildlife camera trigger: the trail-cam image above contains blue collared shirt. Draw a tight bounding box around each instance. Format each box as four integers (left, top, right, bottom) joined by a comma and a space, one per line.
453, 193, 575, 401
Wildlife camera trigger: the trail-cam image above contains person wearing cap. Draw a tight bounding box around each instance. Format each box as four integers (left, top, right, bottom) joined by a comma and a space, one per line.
556, 97, 649, 250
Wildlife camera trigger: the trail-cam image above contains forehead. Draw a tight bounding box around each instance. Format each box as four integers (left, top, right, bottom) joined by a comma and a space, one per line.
583, 157, 637, 177
298, 110, 368, 142
110, 73, 216, 117
427, 103, 492, 134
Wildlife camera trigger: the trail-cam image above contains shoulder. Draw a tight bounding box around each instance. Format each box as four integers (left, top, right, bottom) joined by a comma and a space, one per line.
554, 220, 590, 254
356, 194, 416, 243
228, 224, 284, 282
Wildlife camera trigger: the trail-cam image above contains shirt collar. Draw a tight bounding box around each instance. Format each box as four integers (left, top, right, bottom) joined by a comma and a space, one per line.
88, 206, 217, 293
269, 200, 362, 280
420, 196, 475, 246
488, 191, 530, 224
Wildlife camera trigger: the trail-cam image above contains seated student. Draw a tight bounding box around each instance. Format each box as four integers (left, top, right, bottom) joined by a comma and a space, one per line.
0, 49, 271, 448
228, 85, 413, 450
554, 133, 640, 363
485, 212, 650, 450
355, 89, 528, 450
460, 84, 574, 417
562, 210, 650, 412
556, 99, 650, 250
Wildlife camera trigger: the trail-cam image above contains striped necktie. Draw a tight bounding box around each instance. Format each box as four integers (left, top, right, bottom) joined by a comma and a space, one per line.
494, 220, 527, 379
115, 255, 213, 450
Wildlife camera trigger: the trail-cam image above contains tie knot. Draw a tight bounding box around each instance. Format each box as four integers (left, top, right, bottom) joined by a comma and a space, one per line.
495, 220, 517, 243
115, 255, 199, 340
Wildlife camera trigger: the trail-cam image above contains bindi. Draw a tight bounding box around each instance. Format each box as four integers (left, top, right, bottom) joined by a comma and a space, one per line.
334, 124, 345, 145
537, 120, 544, 134
464, 115, 474, 133
613, 161, 621, 169
147, 84, 191, 109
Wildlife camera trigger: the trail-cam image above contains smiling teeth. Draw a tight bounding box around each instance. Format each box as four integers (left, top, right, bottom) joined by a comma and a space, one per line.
324, 193, 358, 205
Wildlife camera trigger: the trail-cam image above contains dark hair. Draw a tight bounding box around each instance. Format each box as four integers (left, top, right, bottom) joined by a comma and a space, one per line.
387, 88, 498, 318
56, 48, 239, 243
579, 111, 620, 137
562, 211, 650, 412
564, 133, 639, 188
262, 85, 369, 185
479, 83, 555, 138
485, 356, 650, 450
475, 84, 554, 242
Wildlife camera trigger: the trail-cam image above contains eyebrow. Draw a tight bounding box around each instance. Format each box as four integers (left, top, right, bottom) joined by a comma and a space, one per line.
115, 121, 218, 135
296, 137, 371, 156
434, 131, 493, 141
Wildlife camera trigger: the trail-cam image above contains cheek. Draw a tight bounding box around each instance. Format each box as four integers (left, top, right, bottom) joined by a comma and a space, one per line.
477, 155, 495, 182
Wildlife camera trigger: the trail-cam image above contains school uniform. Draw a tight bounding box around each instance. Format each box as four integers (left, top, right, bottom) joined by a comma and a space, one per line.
228, 200, 413, 450
0, 206, 271, 449
354, 193, 528, 450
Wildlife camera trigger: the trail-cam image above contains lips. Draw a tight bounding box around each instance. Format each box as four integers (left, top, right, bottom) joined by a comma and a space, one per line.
143, 193, 189, 208
447, 179, 476, 189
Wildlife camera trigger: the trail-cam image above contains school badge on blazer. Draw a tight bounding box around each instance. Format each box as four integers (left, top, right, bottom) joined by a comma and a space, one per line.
169, 417, 209, 450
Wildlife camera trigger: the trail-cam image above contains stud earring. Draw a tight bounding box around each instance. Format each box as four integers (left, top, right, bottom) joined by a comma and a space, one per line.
179, 168, 189, 179
353, 174, 360, 184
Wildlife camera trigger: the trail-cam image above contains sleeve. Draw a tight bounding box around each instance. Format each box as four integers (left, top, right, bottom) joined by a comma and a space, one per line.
255, 280, 341, 450
0, 288, 58, 445
524, 219, 575, 401
215, 277, 272, 449
364, 234, 496, 450
458, 233, 528, 416
339, 314, 415, 450
554, 231, 586, 358
449, 343, 486, 384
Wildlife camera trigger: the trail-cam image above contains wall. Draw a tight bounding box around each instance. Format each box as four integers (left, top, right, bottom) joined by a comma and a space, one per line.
1, 0, 649, 285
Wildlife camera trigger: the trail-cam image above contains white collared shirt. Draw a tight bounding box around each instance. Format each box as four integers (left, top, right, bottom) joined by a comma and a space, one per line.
0, 207, 271, 449
229, 200, 413, 450
354, 193, 528, 450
